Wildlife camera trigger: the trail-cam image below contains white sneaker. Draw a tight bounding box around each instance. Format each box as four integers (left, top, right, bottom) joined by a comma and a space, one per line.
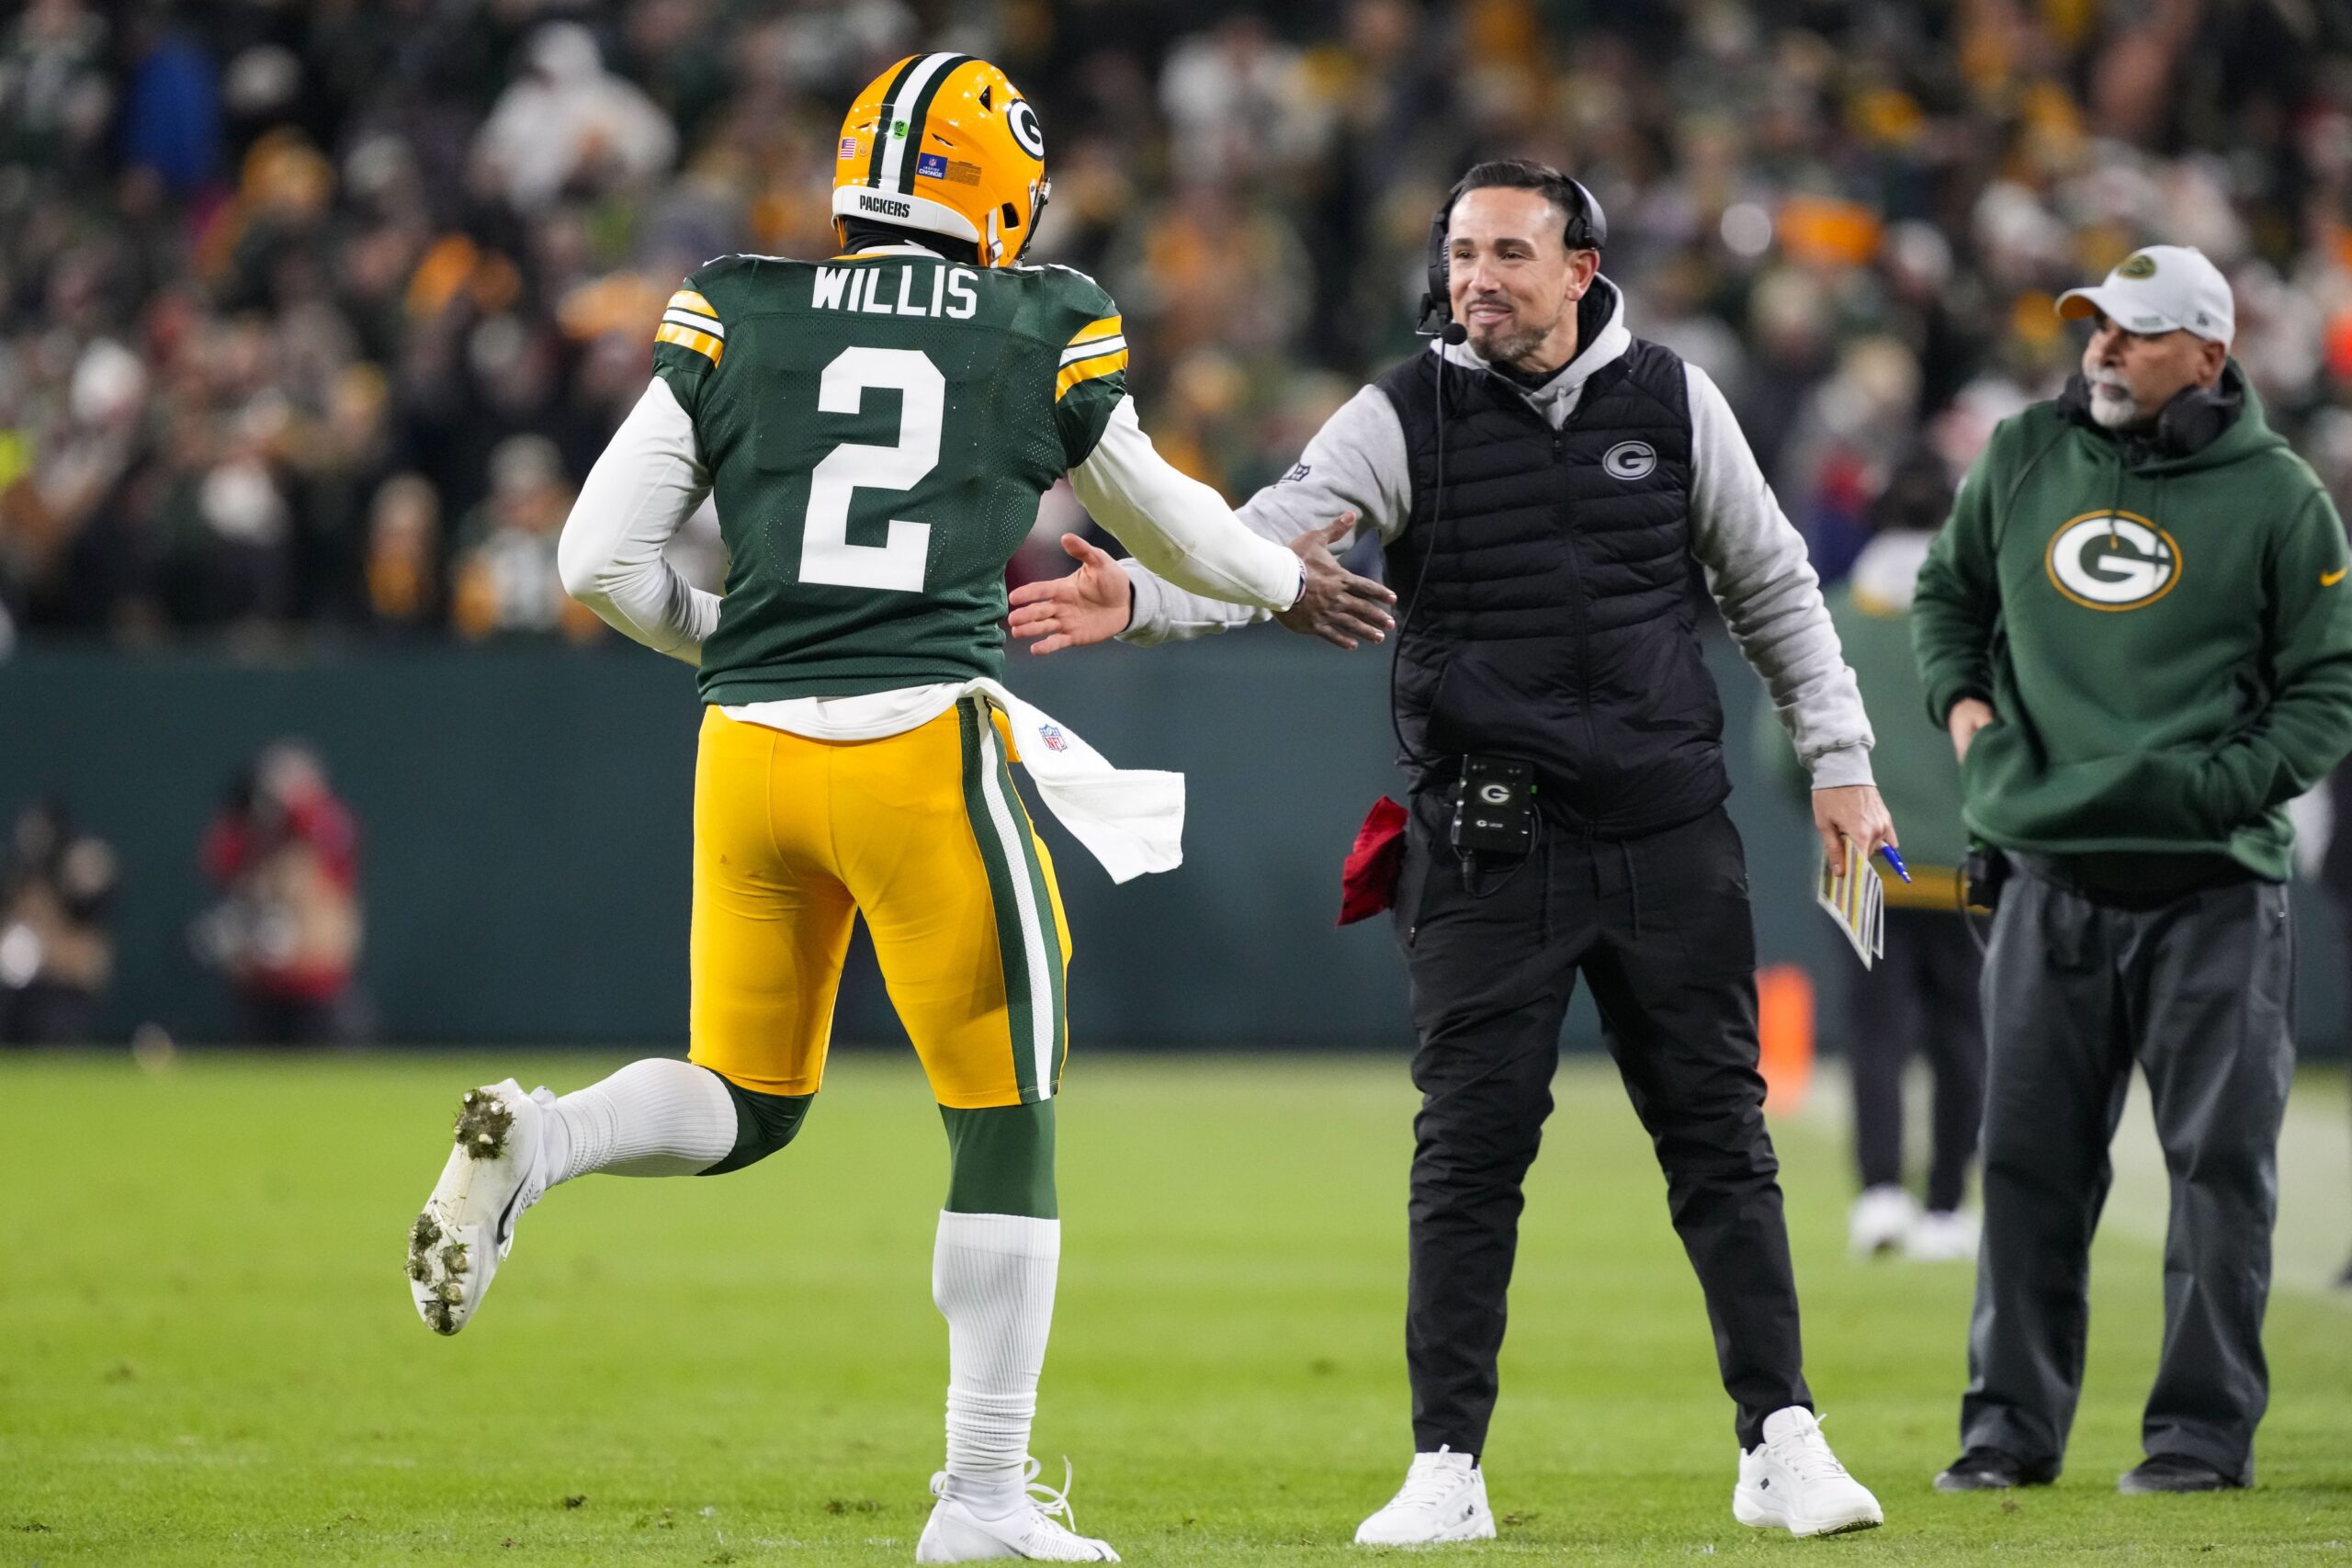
915, 1459, 1119, 1562
1903, 1208, 1980, 1262
1353, 1447, 1495, 1546
406, 1078, 553, 1336
1733, 1407, 1883, 1538
1848, 1185, 1917, 1257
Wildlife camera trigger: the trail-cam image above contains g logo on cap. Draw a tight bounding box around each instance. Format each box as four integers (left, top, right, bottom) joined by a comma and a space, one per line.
2045, 511, 2180, 611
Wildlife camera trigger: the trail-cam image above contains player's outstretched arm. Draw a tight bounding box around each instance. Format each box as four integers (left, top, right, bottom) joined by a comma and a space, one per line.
1012, 513, 1387, 653
1049, 384, 1410, 648
1020, 395, 1394, 653
557, 378, 722, 666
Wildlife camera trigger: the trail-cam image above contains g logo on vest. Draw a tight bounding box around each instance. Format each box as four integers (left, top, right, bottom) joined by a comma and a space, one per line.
2045, 511, 2181, 610
1602, 441, 1657, 481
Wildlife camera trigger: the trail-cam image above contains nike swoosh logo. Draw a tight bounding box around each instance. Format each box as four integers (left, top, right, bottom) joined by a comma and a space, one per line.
2325, 569, 2347, 586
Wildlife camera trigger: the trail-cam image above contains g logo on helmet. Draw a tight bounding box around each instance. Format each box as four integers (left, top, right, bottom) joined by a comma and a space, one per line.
1603, 441, 1657, 481
1006, 99, 1045, 160
2045, 511, 2181, 611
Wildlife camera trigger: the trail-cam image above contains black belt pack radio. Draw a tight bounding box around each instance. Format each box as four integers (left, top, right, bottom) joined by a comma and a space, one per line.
1449, 755, 1535, 857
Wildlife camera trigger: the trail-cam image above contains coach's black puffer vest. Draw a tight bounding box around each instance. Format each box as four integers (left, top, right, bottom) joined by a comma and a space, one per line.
1376, 306, 1726, 838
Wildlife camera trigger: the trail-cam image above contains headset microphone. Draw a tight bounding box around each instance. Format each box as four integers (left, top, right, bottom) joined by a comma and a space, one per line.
1441, 322, 1467, 345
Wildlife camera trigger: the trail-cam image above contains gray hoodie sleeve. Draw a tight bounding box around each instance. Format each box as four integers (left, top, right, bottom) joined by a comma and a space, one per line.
1683, 362, 1875, 787
1119, 385, 1411, 645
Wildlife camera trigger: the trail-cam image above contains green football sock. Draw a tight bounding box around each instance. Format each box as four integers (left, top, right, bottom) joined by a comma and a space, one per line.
939, 1100, 1056, 1219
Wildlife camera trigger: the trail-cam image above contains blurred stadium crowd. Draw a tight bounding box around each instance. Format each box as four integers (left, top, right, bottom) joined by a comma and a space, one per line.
5, 0, 2352, 650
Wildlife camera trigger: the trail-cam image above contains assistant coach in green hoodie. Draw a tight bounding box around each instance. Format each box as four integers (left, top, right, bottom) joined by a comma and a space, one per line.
1915, 246, 2352, 1497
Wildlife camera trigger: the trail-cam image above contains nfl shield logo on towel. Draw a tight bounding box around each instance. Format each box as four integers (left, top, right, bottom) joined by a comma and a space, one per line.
1038, 724, 1069, 753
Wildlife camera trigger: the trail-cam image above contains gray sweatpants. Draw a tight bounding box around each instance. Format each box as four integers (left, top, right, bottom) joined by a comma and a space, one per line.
1960, 866, 2293, 1484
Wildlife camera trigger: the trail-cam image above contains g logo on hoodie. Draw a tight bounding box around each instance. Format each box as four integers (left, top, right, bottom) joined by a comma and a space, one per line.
2045, 510, 2180, 610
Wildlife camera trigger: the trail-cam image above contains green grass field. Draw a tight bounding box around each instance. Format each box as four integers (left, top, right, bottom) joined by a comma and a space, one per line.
5, 1052, 2347, 1565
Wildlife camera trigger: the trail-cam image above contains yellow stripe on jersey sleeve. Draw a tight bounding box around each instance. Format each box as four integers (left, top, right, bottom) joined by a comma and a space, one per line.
668, 289, 720, 321
1065, 314, 1123, 348
1055, 344, 1127, 400
656, 321, 725, 365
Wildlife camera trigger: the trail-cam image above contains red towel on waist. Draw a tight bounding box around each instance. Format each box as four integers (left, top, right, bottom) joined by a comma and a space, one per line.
1337, 795, 1408, 926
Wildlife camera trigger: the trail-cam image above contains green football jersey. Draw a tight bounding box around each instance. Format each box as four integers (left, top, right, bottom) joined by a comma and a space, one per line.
650, 250, 1130, 703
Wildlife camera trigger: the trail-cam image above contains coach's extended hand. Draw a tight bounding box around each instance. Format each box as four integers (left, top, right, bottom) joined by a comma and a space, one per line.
1008, 514, 1394, 654
1276, 515, 1397, 649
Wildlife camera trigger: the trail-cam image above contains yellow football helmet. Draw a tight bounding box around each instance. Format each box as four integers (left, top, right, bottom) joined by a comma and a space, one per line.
832, 53, 1049, 267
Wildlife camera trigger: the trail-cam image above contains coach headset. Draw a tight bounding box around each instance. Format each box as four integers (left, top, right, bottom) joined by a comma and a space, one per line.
1418, 164, 1608, 336
1397, 164, 1608, 870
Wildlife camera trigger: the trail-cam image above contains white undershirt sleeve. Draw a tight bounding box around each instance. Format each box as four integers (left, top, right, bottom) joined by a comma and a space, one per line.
1115, 383, 1410, 645
557, 377, 722, 666
1066, 395, 1305, 615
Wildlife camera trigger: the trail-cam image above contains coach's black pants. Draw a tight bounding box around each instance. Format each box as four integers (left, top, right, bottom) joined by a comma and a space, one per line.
1394, 800, 1808, 1456
1962, 863, 2291, 1484
1849, 907, 1984, 1213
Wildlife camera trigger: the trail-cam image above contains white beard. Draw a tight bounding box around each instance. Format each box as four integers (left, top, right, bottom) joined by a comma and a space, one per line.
2087, 375, 2143, 429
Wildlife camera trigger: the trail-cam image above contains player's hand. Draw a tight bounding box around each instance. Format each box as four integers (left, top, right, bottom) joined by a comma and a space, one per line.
1814, 784, 1897, 866
1273, 513, 1397, 650
1948, 696, 1996, 762
1008, 534, 1132, 655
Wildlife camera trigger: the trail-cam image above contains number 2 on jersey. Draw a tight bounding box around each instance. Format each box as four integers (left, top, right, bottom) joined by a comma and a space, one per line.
799, 346, 944, 592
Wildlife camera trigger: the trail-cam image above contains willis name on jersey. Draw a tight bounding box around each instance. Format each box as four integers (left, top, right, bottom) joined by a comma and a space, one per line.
652, 250, 1129, 705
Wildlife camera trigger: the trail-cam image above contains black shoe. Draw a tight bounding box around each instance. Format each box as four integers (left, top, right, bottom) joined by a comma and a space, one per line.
1934, 1450, 2055, 1492
2119, 1454, 2241, 1495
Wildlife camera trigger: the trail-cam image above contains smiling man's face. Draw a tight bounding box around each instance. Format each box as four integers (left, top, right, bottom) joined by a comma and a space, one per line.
1445, 186, 1599, 375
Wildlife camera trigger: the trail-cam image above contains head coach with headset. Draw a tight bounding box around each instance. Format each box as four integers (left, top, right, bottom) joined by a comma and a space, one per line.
1011, 159, 1894, 1541
1913, 247, 2352, 1497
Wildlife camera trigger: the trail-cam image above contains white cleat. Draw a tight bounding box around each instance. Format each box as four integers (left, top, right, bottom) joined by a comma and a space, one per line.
1849, 1184, 1917, 1258
1353, 1447, 1495, 1546
915, 1459, 1119, 1562
406, 1077, 553, 1336
1902, 1208, 1981, 1263
1733, 1407, 1883, 1538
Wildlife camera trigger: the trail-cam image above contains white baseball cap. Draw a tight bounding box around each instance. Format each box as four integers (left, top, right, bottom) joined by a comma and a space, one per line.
2056, 245, 2233, 344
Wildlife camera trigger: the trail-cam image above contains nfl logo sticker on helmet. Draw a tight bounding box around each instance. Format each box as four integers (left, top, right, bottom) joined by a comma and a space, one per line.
917, 152, 949, 180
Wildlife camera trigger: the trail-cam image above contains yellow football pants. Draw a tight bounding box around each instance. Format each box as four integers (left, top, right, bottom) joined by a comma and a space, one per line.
688, 699, 1071, 1109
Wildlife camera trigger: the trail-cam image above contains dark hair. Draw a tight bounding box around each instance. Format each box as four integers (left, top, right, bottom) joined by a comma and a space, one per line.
1451, 159, 1605, 252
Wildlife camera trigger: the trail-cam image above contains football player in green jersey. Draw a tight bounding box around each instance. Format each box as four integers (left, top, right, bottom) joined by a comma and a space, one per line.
403, 52, 1393, 1564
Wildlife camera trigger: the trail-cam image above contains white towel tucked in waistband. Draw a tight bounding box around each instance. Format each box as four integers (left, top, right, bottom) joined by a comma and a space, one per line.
721, 679, 1184, 884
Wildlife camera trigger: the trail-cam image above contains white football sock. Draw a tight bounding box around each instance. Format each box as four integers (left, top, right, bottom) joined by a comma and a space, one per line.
543, 1057, 738, 1184
933, 1211, 1060, 1512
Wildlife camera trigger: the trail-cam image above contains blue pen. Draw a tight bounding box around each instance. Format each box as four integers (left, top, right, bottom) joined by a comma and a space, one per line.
1877, 845, 1912, 884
